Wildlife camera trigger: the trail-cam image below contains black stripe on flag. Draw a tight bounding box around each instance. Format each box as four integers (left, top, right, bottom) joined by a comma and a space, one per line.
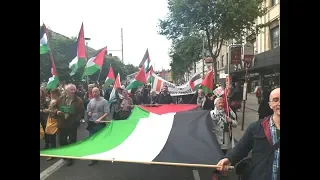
154, 110, 224, 165
190, 73, 201, 82
139, 49, 149, 68
71, 37, 80, 58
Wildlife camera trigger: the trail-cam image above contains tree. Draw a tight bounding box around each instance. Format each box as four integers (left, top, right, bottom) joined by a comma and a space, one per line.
124, 64, 139, 75
169, 35, 205, 82
159, 0, 266, 82
90, 55, 127, 82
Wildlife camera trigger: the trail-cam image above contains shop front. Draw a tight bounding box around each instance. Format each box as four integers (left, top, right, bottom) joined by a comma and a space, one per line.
229, 47, 280, 91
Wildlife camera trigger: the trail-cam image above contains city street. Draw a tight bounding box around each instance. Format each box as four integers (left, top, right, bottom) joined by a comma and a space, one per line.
40, 94, 260, 180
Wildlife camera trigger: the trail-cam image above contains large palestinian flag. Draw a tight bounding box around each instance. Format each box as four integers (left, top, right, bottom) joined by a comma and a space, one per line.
40, 105, 223, 165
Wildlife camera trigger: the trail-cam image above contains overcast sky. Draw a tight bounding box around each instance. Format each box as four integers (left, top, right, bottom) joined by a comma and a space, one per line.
40, 0, 172, 71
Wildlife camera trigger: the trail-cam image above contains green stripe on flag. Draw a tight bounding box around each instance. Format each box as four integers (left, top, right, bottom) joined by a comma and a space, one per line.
40, 44, 49, 54
200, 86, 212, 94
40, 106, 149, 157
126, 80, 145, 90
86, 63, 101, 75
70, 58, 86, 76
46, 76, 59, 91
104, 78, 114, 90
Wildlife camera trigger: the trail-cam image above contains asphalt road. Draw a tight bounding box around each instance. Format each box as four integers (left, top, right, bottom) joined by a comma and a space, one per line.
40, 123, 239, 180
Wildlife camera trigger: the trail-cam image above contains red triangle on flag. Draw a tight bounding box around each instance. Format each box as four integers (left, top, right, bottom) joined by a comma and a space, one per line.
114, 74, 121, 88
135, 67, 147, 84
93, 47, 107, 67
77, 23, 86, 58
200, 70, 214, 91
107, 64, 115, 80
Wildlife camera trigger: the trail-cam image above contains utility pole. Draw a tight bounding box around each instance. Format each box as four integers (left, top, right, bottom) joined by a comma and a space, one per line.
121, 28, 124, 64
108, 28, 124, 63
242, 64, 248, 130
202, 33, 205, 78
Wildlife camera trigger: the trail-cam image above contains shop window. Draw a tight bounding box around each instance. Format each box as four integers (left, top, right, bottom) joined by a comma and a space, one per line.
270, 26, 279, 49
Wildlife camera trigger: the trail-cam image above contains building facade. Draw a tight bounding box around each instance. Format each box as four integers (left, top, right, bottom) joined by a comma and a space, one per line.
184, 57, 213, 82
183, 0, 280, 89
229, 0, 280, 92
155, 69, 173, 82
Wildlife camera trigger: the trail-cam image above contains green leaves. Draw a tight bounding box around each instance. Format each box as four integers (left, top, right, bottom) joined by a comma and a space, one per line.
159, 0, 266, 82
89, 56, 138, 82
169, 35, 205, 82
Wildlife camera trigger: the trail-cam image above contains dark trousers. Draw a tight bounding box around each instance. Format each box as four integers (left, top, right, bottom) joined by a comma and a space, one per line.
46, 134, 56, 148
58, 128, 77, 146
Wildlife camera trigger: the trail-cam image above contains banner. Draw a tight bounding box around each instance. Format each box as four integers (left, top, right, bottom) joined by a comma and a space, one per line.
213, 86, 224, 97
151, 73, 202, 96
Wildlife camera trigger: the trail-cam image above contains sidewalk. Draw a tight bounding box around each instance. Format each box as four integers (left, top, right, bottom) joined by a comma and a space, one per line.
233, 93, 259, 141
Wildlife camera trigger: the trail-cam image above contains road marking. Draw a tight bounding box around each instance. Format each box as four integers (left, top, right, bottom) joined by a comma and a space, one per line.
40, 159, 66, 180
192, 170, 200, 180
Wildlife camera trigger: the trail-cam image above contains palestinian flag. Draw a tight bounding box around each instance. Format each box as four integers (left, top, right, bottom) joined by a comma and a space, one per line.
84, 47, 107, 76
126, 67, 146, 90
41, 23, 59, 91
103, 65, 115, 90
69, 23, 86, 76
200, 70, 214, 94
147, 65, 154, 84
109, 73, 121, 102
46, 61, 59, 91
40, 24, 49, 54
40, 104, 224, 166
138, 49, 151, 72
189, 73, 202, 92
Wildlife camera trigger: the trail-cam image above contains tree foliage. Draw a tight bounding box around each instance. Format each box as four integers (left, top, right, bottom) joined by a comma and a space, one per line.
159, 0, 266, 82
169, 35, 205, 82
40, 29, 139, 83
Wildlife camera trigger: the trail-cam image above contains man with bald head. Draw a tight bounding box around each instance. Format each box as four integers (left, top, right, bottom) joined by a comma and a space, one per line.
56, 84, 84, 166
216, 88, 280, 180
86, 87, 110, 166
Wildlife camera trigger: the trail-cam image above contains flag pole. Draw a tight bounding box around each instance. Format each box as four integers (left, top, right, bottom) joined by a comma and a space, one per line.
44, 24, 58, 88
85, 40, 90, 85
39, 154, 234, 170
97, 68, 102, 82
121, 28, 124, 64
